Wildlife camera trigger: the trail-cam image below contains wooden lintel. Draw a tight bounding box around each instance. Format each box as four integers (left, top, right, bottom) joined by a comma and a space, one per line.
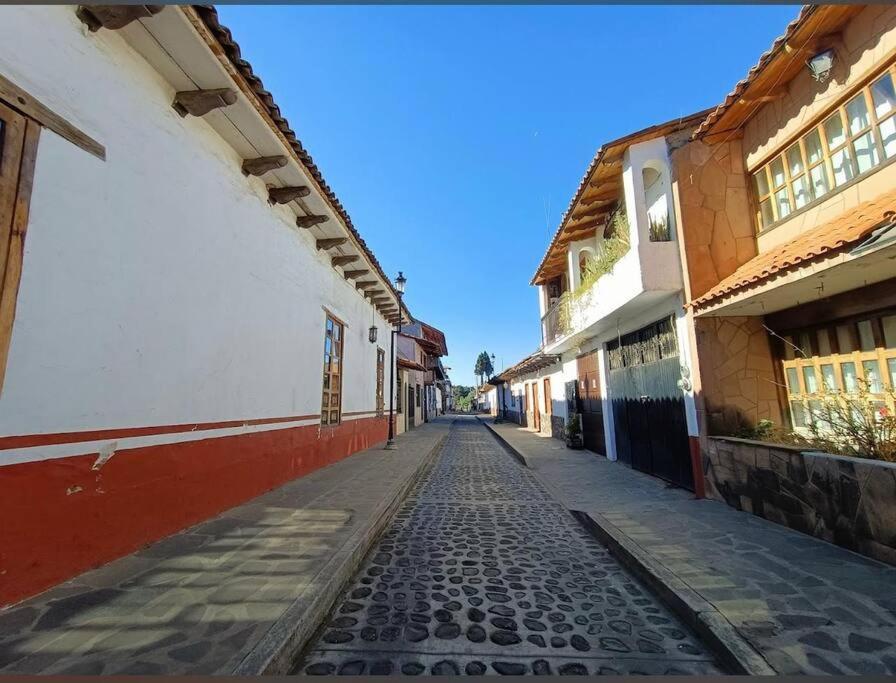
343, 269, 370, 279
76, 5, 164, 32
241, 155, 287, 177
173, 88, 237, 117
0, 73, 105, 160
268, 185, 310, 204
316, 238, 348, 251
332, 255, 359, 267
296, 214, 329, 229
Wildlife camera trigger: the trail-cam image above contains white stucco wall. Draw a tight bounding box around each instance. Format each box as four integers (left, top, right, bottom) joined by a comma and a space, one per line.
0, 5, 393, 439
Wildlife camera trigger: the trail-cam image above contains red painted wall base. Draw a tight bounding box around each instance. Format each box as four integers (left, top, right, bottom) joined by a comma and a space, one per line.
689, 436, 706, 499
0, 415, 387, 607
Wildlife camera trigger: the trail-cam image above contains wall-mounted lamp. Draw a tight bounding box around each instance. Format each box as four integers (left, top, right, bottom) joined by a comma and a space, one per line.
368, 325, 378, 344
807, 49, 835, 83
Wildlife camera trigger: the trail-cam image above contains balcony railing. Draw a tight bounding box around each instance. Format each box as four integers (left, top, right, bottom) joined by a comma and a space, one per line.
542, 296, 571, 347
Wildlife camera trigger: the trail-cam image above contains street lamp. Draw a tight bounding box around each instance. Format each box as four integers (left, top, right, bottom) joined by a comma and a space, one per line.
385, 271, 406, 450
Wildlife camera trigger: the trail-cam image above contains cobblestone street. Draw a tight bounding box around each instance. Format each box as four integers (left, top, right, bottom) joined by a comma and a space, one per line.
297, 418, 722, 675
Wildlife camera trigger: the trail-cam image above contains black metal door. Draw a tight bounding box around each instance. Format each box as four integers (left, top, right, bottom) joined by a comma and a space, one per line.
407, 385, 415, 429
607, 318, 693, 490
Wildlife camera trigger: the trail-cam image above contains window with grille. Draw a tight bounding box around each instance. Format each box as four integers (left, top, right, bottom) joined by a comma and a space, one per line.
321, 314, 344, 425
779, 312, 896, 430
752, 63, 896, 231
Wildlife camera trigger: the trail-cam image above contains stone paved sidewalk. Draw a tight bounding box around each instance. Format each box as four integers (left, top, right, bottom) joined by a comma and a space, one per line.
483, 418, 896, 676
0, 419, 450, 675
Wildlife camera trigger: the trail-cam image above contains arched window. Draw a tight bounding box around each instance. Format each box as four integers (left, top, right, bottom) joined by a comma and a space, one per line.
643, 164, 672, 242
578, 248, 595, 281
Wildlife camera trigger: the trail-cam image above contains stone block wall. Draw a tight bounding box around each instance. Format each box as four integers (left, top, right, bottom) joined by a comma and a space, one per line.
695, 316, 784, 435
551, 415, 565, 440
704, 436, 896, 565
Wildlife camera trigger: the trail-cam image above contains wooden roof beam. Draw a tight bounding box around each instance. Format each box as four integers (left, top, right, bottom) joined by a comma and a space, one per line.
77, 5, 164, 31
355, 280, 378, 290
332, 255, 359, 267
269, 186, 310, 204
343, 269, 370, 279
296, 214, 329, 229
242, 156, 287, 177
316, 238, 348, 251
173, 89, 236, 117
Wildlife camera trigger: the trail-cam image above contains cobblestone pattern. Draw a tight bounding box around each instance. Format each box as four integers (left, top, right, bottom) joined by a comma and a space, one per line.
297, 420, 721, 675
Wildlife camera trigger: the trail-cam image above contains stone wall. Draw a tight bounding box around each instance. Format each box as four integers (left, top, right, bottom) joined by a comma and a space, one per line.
695, 316, 784, 435
551, 415, 565, 440
704, 436, 896, 565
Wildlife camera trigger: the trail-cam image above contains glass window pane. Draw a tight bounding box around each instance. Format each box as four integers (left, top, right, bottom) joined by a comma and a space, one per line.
802, 366, 819, 393
842, 362, 858, 392
836, 324, 855, 353
775, 188, 792, 220
830, 147, 855, 187
863, 360, 883, 393
852, 131, 880, 174
880, 115, 896, 159
809, 164, 829, 199
817, 330, 832, 356
786, 367, 800, 394
330, 410, 339, 422
786, 144, 804, 176
846, 94, 871, 134
882, 315, 896, 347
824, 112, 847, 149
805, 129, 825, 164
821, 364, 837, 392
759, 198, 775, 228
754, 170, 770, 197
857, 319, 876, 351
790, 400, 808, 428
334, 324, 341, 341
770, 157, 786, 188
808, 400, 828, 431
888, 358, 896, 390
791, 175, 811, 209
871, 73, 896, 119
326, 318, 333, 332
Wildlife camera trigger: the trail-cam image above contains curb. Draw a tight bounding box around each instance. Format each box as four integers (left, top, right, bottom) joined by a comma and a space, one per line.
479, 419, 775, 676
475, 416, 529, 468
233, 427, 449, 675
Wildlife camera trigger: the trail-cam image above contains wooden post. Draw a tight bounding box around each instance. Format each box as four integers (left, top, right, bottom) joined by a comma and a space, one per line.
316, 238, 348, 251
76, 5, 164, 31
332, 255, 359, 268
296, 214, 329, 229
268, 186, 310, 204
241, 156, 287, 177
173, 89, 237, 117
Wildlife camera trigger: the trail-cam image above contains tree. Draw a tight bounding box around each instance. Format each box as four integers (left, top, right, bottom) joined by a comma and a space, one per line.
474, 351, 495, 386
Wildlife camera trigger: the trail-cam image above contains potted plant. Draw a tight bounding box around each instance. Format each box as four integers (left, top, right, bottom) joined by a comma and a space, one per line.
565, 413, 584, 450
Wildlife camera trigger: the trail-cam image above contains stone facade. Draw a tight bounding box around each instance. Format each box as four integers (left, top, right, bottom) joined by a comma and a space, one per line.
694, 316, 783, 435
550, 415, 565, 440
704, 437, 896, 566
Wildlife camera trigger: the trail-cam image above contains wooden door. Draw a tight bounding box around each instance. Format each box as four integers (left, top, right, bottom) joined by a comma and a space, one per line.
0, 101, 39, 393
543, 377, 552, 422
576, 351, 606, 455
532, 382, 541, 432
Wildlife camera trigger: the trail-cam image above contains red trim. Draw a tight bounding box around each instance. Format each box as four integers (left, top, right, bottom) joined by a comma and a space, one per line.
0, 415, 387, 607
689, 436, 706, 499
0, 414, 320, 450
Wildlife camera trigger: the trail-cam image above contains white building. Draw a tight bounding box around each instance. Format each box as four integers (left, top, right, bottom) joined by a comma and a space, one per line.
0, 5, 428, 606
512, 112, 709, 491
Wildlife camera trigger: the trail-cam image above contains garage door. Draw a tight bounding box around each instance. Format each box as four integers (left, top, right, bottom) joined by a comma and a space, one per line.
606, 317, 693, 490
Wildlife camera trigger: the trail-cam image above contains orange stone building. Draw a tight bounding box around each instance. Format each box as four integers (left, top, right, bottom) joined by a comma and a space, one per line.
676, 4, 896, 447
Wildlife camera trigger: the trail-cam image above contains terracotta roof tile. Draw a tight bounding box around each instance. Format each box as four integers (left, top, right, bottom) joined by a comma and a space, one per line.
691, 188, 896, 310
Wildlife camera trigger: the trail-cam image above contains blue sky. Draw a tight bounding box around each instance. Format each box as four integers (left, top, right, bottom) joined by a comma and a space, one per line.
216, 4, 799, 389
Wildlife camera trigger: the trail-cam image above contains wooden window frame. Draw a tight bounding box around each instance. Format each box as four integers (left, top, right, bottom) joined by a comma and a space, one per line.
321, 312, 345, 426
779, 311, 896, 432
375, 347, 385, 417
0, 100, 40, 395
751, 60, 896, 232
